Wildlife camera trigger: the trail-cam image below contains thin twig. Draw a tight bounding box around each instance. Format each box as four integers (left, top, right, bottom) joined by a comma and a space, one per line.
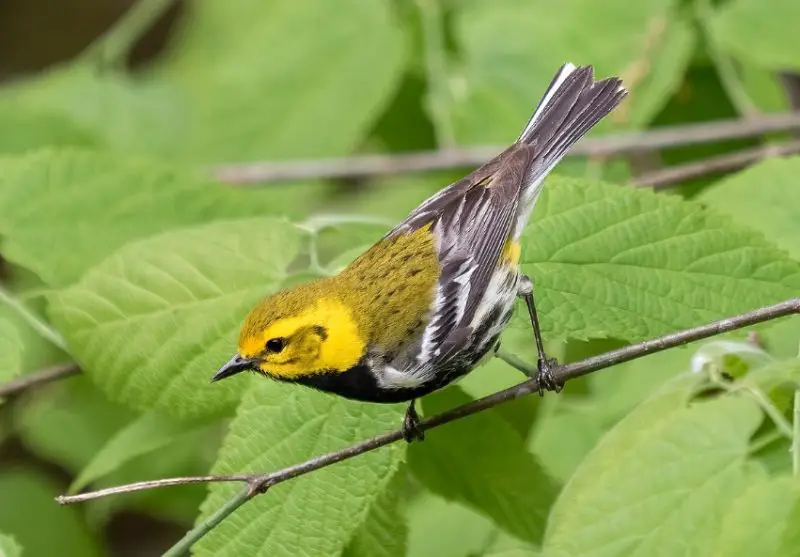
633, 140, 800, 189
56, 299, 799, 555
0, 363, 80, 399
213, 113, 800, 184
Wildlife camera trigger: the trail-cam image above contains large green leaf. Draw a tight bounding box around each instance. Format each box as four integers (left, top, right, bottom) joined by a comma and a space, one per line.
406, 493, 495, 557
698, 157, 800, 259
0, 533, 21, 557
48, 218, 303, 420
69, 410, 208, 494
449, 0, 695, 143
343, 467, 408, 557
1, 66, 182, 157
159, 0, 406, 161
708, 476, 800, 557
516, 176, 800, 341
193, 382, 404, 557
0, 98, 97, 155
544, 385, 764, 557
408, 387, 558, 543
0, 470, 102, 557
709, 0, 800, 71
0, 149, 322, 286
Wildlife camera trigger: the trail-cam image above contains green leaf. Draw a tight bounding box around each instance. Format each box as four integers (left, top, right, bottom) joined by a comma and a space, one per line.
450, 0, 695, 143
0, 99, 96, 155
709, 476, 800, 557
698, 157, 800, 259
0, 470, 102, 557
1, 66, 179, 156
159, 0, 406, 161
70, 410, 207, 493
193, 382, 404, 557
0, 533, 22, 557
408, 387, 558, 543
0, 149, 324, 286
484, 532, 540, 557
49, 217, 302, 420
544, 387, 764, 557
343, 466, 408, 557
406, 493, 495, 557
0, 318, 23, 384
515, 177, 800, 342
709, 0, 800, 71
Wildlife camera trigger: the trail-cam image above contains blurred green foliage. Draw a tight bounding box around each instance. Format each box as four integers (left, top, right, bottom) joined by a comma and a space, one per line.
0, 0, 799, 556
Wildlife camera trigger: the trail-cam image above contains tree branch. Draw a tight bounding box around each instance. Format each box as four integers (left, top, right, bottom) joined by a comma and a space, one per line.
213, 113, 800, 184
55, 298, 799, 555
632, 140, 800, 189
0, 363, 80, 399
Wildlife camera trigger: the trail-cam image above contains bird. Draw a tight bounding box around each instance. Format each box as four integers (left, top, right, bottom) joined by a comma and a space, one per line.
212, 63, 628, 442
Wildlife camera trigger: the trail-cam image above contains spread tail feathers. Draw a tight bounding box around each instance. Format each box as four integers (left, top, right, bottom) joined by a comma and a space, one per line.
517, 63, 628, 176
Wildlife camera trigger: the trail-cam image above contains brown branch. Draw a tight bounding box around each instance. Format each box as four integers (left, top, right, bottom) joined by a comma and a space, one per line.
56, 298, 800, 556
213, 113, 800, 184
633, 140, 800, 189
0, 363, 80, 399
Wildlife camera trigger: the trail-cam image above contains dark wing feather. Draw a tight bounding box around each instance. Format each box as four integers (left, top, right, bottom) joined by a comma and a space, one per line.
389, 144, 534, 364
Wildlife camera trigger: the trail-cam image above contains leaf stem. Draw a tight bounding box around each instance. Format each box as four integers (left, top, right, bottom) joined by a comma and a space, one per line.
495, 347, 537, 377
162, 488, 251, 557
53, 298, 799, 557
0, 284, 67, 351
81, 0, 176, 69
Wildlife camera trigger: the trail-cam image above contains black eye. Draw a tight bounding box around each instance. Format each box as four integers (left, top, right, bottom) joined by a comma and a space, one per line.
266, 338, 285, 353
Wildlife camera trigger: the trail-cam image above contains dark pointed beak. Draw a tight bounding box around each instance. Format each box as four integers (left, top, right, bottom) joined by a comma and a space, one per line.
212, 354, 256, 382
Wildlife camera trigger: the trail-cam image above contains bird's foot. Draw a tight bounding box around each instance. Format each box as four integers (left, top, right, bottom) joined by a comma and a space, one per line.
536, 357, 563, 396
402, 402, 425, 443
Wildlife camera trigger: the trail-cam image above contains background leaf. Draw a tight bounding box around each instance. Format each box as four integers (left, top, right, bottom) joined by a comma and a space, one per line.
709, 476, 800, 557
158, 0, 406, 162
0, 533, 22, 557
69, 410, 208, 493
49, 218, 303, 420
709, 0, 800, 71
408, 387, 558, 543
0, 470, 102, 557
0, 318, 23, 385
343, 466, 408, 557
0, 150, 323, 286
193, 382, 404, 557
516, 176, 800, 341
449, 0, 695, 143
544, 384, 764, 557
697, 157, 800, 259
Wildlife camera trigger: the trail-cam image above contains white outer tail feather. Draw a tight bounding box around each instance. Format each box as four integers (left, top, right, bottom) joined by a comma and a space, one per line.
517, 62, 578, 141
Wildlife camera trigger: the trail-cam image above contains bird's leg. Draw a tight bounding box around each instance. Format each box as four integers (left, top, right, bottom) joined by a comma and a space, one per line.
518, 275, 562, 396
402, 400, 425, 443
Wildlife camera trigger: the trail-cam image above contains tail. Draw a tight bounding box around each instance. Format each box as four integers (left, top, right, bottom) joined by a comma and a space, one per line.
517, 63, 628, 178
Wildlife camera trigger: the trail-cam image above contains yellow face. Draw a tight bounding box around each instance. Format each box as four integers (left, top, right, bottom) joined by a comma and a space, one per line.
236, 291, 366, 379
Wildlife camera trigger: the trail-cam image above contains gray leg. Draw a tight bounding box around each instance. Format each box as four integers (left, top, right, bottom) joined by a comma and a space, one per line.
402, 400, 425, 443
518, 275, 562, 395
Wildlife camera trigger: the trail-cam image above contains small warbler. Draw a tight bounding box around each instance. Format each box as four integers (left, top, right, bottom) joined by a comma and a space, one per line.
214, 63, 628, 441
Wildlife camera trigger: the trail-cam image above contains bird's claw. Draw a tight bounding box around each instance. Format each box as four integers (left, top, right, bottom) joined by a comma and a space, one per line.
402, 404, 425, 443
536, 357, 563, 396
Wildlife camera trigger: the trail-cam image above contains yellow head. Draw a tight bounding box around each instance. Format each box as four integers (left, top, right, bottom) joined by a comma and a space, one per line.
212, 280, 367, 383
